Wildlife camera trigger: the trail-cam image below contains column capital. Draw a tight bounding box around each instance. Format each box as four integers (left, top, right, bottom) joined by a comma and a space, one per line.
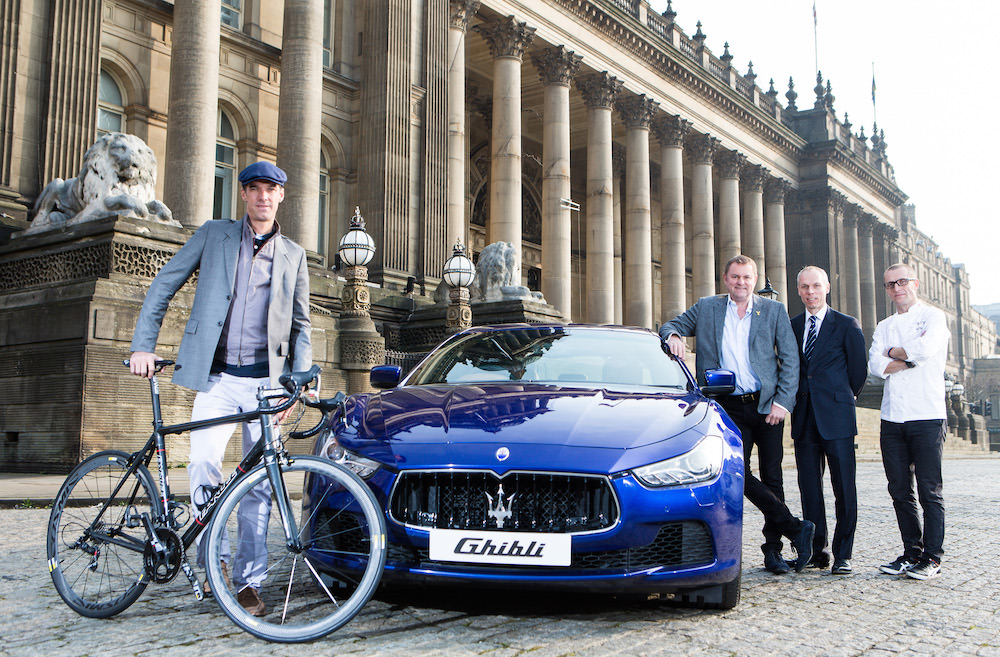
651, 114, 691, 147
844, 203, 861, 226
686, 132, 719, 165
575, 72, 622, 110
764, 177, 791, 204
474, 15, 535, 61
715, 150, 746, 179
532, 46, 582, 87
616, 94, 659, 129
741, 164, 770, 193
858, 213, 876, 235
449, 0, 481, 31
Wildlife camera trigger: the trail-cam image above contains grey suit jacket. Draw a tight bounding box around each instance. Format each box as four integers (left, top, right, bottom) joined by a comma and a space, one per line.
131, 218, 312, 392
659, 294, 799, 415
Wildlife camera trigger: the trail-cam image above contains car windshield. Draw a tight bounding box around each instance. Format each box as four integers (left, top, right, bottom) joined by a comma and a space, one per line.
406, 326, 688, 389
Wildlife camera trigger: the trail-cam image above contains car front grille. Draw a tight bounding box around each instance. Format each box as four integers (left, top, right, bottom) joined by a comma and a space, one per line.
390, 521, 715, 572
389, 470, 619, 534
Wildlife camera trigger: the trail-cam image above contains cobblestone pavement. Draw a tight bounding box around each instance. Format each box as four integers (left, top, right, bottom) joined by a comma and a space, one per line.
2, 459, 998, 657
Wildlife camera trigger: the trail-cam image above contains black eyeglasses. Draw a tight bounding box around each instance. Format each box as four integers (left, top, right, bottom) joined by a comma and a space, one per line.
884, 278, 914, 290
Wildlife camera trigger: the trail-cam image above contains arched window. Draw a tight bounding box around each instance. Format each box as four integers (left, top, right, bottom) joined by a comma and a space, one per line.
97, 70, 125, 135
318, 150, 330, 255
213, 110, 237, 220
221, 0, 242, 28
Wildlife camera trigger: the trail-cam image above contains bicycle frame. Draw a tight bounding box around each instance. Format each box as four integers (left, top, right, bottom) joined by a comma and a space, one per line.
85, 368, 306, 573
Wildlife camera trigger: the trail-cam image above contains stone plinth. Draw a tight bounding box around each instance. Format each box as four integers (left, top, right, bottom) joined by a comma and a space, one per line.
0, 216, 339, 472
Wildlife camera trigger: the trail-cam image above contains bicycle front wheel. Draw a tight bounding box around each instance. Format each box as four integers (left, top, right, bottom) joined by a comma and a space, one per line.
47, 450, 161, 618
205, 456, 386, 643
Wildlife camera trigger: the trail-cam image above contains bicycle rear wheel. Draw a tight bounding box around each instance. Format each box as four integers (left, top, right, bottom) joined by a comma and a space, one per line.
47, 450, 161, 618
205, 456, 386, 643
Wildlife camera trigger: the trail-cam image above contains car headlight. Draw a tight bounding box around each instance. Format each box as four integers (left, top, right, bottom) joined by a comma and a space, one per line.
319, 433, 381, 479
632, 434, 724, 487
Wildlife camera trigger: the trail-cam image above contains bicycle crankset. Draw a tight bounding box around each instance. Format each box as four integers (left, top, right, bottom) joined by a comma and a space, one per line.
143, 527, 183, 583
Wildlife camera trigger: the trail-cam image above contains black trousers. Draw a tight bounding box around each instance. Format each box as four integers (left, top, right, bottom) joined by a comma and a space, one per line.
794, 408, 857, 561
720, 395, 801, 554
880, 419, 946, 561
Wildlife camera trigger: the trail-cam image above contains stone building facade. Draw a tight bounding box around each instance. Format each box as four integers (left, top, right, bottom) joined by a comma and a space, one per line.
1, 0, 996, 469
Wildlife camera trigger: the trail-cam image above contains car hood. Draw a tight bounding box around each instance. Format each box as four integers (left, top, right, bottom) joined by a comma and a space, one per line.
340, 383, 719, 474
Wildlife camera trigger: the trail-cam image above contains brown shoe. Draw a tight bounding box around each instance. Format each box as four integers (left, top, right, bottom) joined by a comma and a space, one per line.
203, 561, 229, 597
237, 586, 267, 617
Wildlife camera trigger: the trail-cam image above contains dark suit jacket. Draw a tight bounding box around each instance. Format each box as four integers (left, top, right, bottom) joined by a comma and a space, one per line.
790, 308, 867, 440
659, 294, 799, 416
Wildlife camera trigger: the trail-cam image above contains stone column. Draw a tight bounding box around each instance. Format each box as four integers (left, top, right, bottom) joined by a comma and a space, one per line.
617, 94, 658, 329
39, 0, 102, 185
858, 214, 878, 338
448, 1, 480, 250
476, 16, 535, 250
842, 206, 863, 321
576, 72, 622, 324
741, 164, 768, 282
276, 0, 324, 251
612, 143, 625, 324
764, 177, 790, 303
716, 150, 745, 269
652, 115, 690, 322
164, 0, 222, 228
532, 46, 581, 320
687, 133, 718, 299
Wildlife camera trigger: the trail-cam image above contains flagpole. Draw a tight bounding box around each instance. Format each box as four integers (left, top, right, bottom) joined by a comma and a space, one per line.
871, 62, 877, 126
813, 1, 819, 76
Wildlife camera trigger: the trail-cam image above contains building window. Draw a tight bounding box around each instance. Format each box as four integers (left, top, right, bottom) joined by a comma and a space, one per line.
97, 70, 125, 135
213, 111, 237, 220
221, 0, 242, 29
322, 1, 333, 68
318, 151, 330, 255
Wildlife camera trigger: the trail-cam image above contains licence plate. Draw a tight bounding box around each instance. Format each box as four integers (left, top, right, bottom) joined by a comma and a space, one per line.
428, 528, 572, 566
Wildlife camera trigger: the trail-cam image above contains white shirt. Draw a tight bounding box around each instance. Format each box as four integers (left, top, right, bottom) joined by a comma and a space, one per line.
802, 305, 829, 353
720, 295, 761, 395
868, 301, 950, 422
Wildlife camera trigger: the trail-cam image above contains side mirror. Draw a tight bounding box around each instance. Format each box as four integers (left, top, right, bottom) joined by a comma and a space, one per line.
370, 364, 402, 389
701, 369, 736, 397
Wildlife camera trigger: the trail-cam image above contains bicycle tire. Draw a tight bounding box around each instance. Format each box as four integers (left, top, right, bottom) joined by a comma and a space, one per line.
47, 450, 162, 618
205, 456, 386, 643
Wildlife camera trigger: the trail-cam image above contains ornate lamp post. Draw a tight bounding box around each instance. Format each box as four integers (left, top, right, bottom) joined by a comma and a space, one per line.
338, 207, 376, 317
443, 239, 475, 333
337, 207, 384, 392
757, 276, 777, 300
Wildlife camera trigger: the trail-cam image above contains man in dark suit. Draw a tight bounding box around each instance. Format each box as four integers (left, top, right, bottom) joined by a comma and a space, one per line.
791, 266, 866, 575
661, 255, 813, 574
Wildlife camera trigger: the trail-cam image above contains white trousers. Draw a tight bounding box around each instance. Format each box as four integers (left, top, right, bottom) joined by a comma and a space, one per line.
189, 373, 272, 589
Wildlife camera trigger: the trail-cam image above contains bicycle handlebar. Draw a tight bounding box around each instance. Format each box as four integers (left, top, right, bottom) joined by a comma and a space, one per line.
288, 391, 347, 440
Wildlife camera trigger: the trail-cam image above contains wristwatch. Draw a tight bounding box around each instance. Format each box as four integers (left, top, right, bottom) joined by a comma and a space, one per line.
904, 360, 916, 368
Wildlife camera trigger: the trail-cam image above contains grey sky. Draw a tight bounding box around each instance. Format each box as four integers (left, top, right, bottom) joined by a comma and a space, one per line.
649, 0, 998, 305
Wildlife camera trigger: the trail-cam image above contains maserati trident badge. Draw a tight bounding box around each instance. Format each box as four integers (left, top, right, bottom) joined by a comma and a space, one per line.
495, 447, 510, 462
485, 484, 516, 527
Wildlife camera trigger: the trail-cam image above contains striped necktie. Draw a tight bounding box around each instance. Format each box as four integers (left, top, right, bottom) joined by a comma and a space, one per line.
804, 315, 818, 361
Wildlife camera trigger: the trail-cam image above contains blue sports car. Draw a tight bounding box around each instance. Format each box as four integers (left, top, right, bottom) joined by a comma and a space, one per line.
306, 324, 744, 608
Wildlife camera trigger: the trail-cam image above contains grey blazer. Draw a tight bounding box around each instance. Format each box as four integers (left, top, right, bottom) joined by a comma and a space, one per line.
131, 218, 312, 392
659, 294, 799, 415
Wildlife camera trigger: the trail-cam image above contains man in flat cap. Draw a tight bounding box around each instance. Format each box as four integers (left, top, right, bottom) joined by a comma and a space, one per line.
130, 161, 311, 617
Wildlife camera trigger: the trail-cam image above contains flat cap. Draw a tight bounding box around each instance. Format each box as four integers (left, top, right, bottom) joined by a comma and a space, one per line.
238, 161, 287, 186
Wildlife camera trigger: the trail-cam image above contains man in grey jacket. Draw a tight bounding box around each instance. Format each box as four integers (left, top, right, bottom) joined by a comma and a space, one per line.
129, 161, 312, 616
660, 255, 812, 574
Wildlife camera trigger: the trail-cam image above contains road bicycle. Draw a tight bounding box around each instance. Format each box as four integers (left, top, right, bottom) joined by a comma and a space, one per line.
46, 360, 387, 642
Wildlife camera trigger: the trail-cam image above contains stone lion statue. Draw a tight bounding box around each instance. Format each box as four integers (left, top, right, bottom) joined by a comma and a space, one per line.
26, 132, 177, 234
473, 241, 541, 303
